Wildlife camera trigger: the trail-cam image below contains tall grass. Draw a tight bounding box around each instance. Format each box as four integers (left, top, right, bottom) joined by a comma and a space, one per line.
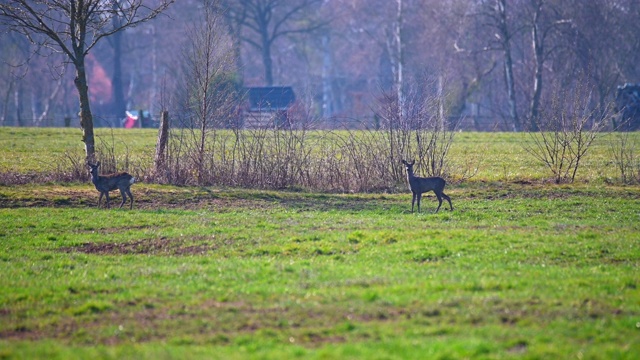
0, 127, 635, 189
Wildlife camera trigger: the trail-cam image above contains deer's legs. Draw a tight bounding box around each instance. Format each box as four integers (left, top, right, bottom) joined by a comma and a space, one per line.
126, 189, 134, 209
435, 192, 443, 213
411, 193, 417, 213
118, 189, 127, 208
416, 193, 422, 213
98, 193, 104, 208
442, 193, 453, 211
104, 192, 111, 208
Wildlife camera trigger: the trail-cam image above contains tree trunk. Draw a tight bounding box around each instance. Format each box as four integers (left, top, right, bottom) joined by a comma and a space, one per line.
503, 48, 520, 131
321, 34, 333, 119
14, 87, 22, 126
384, 0, 405, 127
262, 41, 274, 86
154, 110, 169, 174
36, 78, 63, 126
498, 0, 521, 132
112, 29, 126, 126
231, 25, 244, 85
528, 8, 543, 132
111, 2, 127, 126
1, 75, 13, 125
395, 0, 404, 120
74, 60, 96, 163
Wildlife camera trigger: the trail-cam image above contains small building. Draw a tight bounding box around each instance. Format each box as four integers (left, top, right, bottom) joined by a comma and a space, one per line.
244, 86, 296, 129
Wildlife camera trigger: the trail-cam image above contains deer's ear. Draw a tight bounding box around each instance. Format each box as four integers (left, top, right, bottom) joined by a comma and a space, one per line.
401, 159, 407, 165
409, 160, 415, 166
96, 161, 101, 167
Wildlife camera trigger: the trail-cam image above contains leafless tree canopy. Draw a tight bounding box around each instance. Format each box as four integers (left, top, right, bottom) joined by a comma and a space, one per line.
1, 0, 639, 132
1, 1, 173, 64
222, 0, 327, 86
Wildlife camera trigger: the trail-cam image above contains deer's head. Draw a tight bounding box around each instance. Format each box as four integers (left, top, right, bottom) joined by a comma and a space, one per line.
88, 161, 101, 177
401, 159, 415, 172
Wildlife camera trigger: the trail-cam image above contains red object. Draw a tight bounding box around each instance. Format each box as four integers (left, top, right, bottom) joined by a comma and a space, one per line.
124, 111, 138, 128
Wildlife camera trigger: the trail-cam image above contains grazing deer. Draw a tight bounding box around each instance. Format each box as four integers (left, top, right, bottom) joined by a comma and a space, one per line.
401, 159, 453, 213
88, 162, 136, 209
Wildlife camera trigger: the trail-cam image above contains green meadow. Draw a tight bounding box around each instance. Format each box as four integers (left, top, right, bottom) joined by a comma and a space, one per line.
0, 127, 639, 359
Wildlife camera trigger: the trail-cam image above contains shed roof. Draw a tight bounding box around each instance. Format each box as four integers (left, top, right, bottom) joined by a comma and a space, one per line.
247, 86, 295, 111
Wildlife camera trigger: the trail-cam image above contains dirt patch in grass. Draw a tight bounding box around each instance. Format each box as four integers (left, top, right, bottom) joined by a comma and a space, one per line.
1, 292, 631, 347
59, 236, 218, 256
0, 299, 407, 346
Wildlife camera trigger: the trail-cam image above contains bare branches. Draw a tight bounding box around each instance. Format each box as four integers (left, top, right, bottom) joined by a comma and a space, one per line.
173, 0, 239, 183
524, 82, 610, 183
0, 1, 174, 62
608, 131, 640, 184
222, 0, 326, 85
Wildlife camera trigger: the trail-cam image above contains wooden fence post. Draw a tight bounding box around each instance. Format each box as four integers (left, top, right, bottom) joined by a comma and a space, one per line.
154, 110, 169, 175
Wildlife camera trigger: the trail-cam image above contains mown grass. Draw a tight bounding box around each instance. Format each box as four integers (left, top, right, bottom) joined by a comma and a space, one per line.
1, 181, 639, 359
1, 128, 639, 358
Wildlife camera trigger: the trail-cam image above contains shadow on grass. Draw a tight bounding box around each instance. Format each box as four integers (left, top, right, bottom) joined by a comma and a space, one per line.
0, 184, 414, 214
206, 187, 406, 213
6, 181, 623, 214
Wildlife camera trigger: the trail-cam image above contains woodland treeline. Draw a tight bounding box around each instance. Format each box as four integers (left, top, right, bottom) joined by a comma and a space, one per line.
1, 0, 639, 131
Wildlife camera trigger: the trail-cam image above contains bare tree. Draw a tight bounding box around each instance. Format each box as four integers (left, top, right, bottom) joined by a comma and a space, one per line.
608, 130, 639, 184
0, 0, 173, 162
173, 0, 237, 184
223, 0, 326, 86
524, 81, 609, 183
481, 0, 522, 131
0, 32, 29, 126
376, 76, 461, 182
564, 0, 640, 110
387, 0, 405, 120
525, 0, 570, 131
109, 3, 127, 125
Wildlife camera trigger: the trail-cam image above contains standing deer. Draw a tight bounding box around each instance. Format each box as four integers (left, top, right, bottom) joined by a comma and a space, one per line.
88, 162, 136, 209
401, 159, 453, 213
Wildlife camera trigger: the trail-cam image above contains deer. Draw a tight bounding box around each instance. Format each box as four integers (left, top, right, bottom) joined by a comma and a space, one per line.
401, 159, 453, 213
88, 161, 136, 209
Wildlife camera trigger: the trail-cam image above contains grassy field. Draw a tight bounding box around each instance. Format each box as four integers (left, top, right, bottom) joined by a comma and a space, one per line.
0, 128, 639, 359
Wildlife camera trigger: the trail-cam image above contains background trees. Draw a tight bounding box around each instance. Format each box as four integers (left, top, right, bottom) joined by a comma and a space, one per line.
0, 0, 174, 161
1, 0, 639, 133
222, 0, 326, 86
